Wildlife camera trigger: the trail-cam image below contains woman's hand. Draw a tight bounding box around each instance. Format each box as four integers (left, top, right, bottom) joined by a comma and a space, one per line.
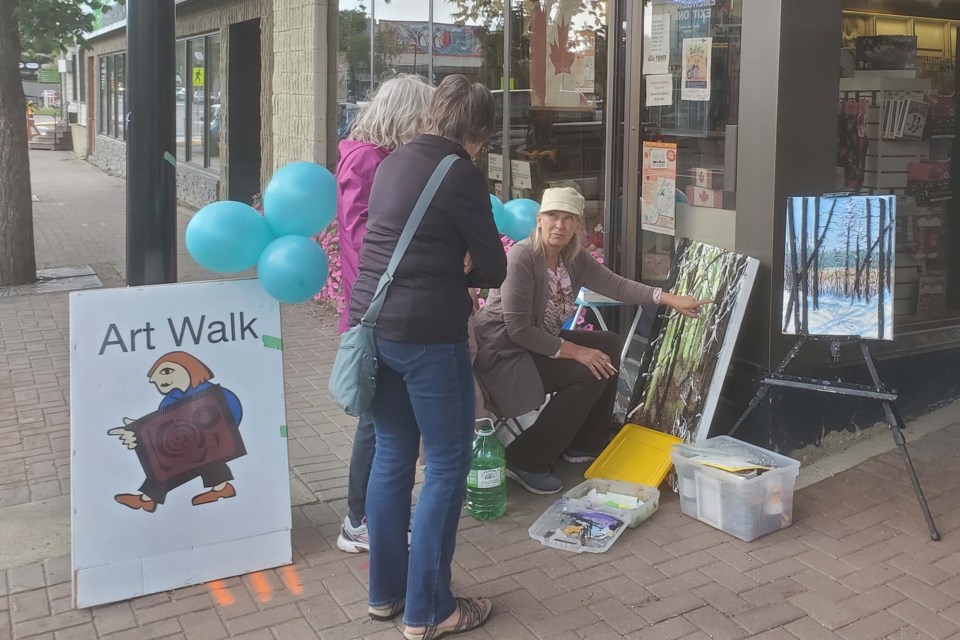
463, 252, 474, 275
662, 292, 713, 319
563, 342, 617, 380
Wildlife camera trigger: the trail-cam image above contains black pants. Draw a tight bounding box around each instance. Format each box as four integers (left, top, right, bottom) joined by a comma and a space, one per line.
346, 411, 376, 527
506, 330, 622, 473
140, 461, 233, 504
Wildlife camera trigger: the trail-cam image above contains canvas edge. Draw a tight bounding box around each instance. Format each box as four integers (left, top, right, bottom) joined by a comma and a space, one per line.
694, 256, 761, 443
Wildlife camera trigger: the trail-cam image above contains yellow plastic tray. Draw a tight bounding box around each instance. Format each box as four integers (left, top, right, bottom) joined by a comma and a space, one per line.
585, 424, 684, 487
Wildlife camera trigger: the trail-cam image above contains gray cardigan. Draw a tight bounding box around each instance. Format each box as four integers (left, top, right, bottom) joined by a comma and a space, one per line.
473, 239, 658, 418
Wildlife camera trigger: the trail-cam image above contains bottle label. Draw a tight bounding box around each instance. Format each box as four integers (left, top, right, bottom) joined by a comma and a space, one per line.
468, 467, 503, 489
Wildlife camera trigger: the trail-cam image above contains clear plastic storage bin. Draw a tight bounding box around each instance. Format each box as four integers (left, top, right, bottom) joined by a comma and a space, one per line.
563, 479, 660, 528
528, 498, 628, 553
671, 436, 801, 542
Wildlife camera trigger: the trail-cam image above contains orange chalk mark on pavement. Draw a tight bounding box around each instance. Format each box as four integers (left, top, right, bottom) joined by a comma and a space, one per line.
207, 580, 235, 606
281, 565, 303, 595
250, 571, 273, 603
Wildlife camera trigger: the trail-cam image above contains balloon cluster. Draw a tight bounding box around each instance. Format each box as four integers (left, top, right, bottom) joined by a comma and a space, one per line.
490, 195, 539, 241
186, 162, 336, 303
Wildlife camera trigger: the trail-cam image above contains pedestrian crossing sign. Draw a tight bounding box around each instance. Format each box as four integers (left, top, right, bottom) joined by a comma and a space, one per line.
192, 66, 204, 86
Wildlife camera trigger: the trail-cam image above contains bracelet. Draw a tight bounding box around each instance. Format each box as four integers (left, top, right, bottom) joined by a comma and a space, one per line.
653, 287, 663, 305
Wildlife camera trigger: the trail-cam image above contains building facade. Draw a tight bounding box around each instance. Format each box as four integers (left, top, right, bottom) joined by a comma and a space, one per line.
77, 0, 339, 208
75, 0, 960, 451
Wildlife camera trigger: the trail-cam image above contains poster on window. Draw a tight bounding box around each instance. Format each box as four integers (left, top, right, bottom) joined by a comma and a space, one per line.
70, 279, 291, 608
529, 0, 596, 109
641, 141, 678, 236
681, 38, 712, 102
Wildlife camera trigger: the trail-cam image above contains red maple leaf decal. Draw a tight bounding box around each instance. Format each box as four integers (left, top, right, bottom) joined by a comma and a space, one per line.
549, 18, 576, 75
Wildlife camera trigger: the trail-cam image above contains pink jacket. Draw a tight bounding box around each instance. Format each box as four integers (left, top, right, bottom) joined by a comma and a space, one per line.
336, 140, 391, 333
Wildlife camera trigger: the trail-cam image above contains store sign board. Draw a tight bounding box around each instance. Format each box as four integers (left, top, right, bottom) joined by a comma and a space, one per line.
70, 279, 291, 608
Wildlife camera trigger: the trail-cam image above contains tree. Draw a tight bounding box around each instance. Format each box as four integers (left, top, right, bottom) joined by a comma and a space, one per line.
1, 0, 120, 286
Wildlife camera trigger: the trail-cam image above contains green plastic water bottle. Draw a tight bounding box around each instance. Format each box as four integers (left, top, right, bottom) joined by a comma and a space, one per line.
466, 418, 507, 521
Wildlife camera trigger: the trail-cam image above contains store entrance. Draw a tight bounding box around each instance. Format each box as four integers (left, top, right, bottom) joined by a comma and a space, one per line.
839, 1, 960, 332
227, 19, 261, 205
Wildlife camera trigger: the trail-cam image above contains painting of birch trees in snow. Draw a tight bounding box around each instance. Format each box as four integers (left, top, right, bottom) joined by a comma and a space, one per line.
782, 195, 896, 340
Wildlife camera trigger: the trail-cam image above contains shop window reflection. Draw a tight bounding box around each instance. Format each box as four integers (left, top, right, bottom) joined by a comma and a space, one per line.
839, 0, 960, 325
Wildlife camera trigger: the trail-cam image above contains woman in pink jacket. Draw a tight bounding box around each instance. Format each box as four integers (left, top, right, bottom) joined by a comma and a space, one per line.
336, 75, 435, 554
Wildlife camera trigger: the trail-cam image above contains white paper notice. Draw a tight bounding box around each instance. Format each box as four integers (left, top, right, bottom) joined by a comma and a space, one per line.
646, 75, 673, 107
643, 14, 671, 75
511, 159, 533, 190
488, 153, 503, 181
681, 37, 712, 102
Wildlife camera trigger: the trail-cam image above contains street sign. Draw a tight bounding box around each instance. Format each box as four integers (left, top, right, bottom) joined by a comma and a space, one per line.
192, 66, 204, 86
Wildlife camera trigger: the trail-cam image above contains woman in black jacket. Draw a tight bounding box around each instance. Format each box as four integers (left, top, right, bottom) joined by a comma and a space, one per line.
348, 75, 506, 640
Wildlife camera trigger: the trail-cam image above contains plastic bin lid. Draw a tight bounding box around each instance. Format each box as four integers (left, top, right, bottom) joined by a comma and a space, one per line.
585, 424, 684, 487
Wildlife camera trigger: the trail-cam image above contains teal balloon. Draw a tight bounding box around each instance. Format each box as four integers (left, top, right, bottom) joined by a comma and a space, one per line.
186, 201, 273, 273
257, 236, 329, 304
490, 194, 508, 233
675, 188, 688, 204
263, 161, 337, 238
502, 198, 539, 241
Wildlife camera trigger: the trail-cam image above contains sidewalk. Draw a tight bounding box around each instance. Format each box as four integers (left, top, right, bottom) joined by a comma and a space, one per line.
1, 151, 960, 640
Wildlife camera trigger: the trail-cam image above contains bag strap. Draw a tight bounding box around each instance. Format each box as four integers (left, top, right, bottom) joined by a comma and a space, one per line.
362, 153, 459, 326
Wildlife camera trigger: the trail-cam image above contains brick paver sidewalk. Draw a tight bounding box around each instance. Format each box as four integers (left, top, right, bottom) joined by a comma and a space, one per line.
1, 151, 959, 640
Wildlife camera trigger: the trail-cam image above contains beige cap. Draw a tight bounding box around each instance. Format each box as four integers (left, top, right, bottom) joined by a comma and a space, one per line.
539, 186, 585, 217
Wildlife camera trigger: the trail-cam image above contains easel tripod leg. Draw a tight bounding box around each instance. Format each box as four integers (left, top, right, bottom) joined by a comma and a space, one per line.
728, 384, 770, 438
881, 401, 941, 541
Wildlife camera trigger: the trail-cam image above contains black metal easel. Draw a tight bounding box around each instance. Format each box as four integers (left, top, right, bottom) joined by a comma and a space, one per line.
729, 334, 941, 541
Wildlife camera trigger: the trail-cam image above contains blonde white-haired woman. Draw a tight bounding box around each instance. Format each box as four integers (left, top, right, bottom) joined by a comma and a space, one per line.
336, 74, 435, 556
473, 187, 710, 495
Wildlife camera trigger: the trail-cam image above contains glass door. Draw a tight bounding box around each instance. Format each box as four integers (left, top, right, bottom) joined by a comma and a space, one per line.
634, 0, 743, 285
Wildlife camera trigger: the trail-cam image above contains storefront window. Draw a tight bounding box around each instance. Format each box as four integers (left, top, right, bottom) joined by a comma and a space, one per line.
174, 35, 220, 170
176, 41, 187, 162
510, 1, 607, 255
837, 1, 960, 327
99, 57, 108, 134
208, 35, 221, 170
339, 0, 608, 257
98, 53, 125, 140
189, 37, 206, 165
115, 54, 125, 140
638, 0, 743, 283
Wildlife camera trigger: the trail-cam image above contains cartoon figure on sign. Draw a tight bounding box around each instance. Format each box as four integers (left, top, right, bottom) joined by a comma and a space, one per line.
109, 352, 245, 513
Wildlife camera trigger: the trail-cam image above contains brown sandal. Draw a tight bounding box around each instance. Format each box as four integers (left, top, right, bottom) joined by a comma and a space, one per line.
402, 596, 492, 640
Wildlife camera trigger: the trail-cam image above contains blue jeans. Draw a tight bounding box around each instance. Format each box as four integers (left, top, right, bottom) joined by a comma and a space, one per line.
366, 337, 474, 628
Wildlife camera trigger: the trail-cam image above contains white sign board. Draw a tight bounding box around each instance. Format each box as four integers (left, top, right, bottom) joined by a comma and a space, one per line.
70, 279, 291, 608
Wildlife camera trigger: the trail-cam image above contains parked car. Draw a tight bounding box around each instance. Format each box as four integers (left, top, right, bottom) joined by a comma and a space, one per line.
176, 87, 186, 102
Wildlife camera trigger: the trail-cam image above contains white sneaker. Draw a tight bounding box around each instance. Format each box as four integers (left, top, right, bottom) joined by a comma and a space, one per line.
336, 515, 370, 553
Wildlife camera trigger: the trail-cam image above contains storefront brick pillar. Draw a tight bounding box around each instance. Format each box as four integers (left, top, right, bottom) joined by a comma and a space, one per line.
271, 0, 337, 170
